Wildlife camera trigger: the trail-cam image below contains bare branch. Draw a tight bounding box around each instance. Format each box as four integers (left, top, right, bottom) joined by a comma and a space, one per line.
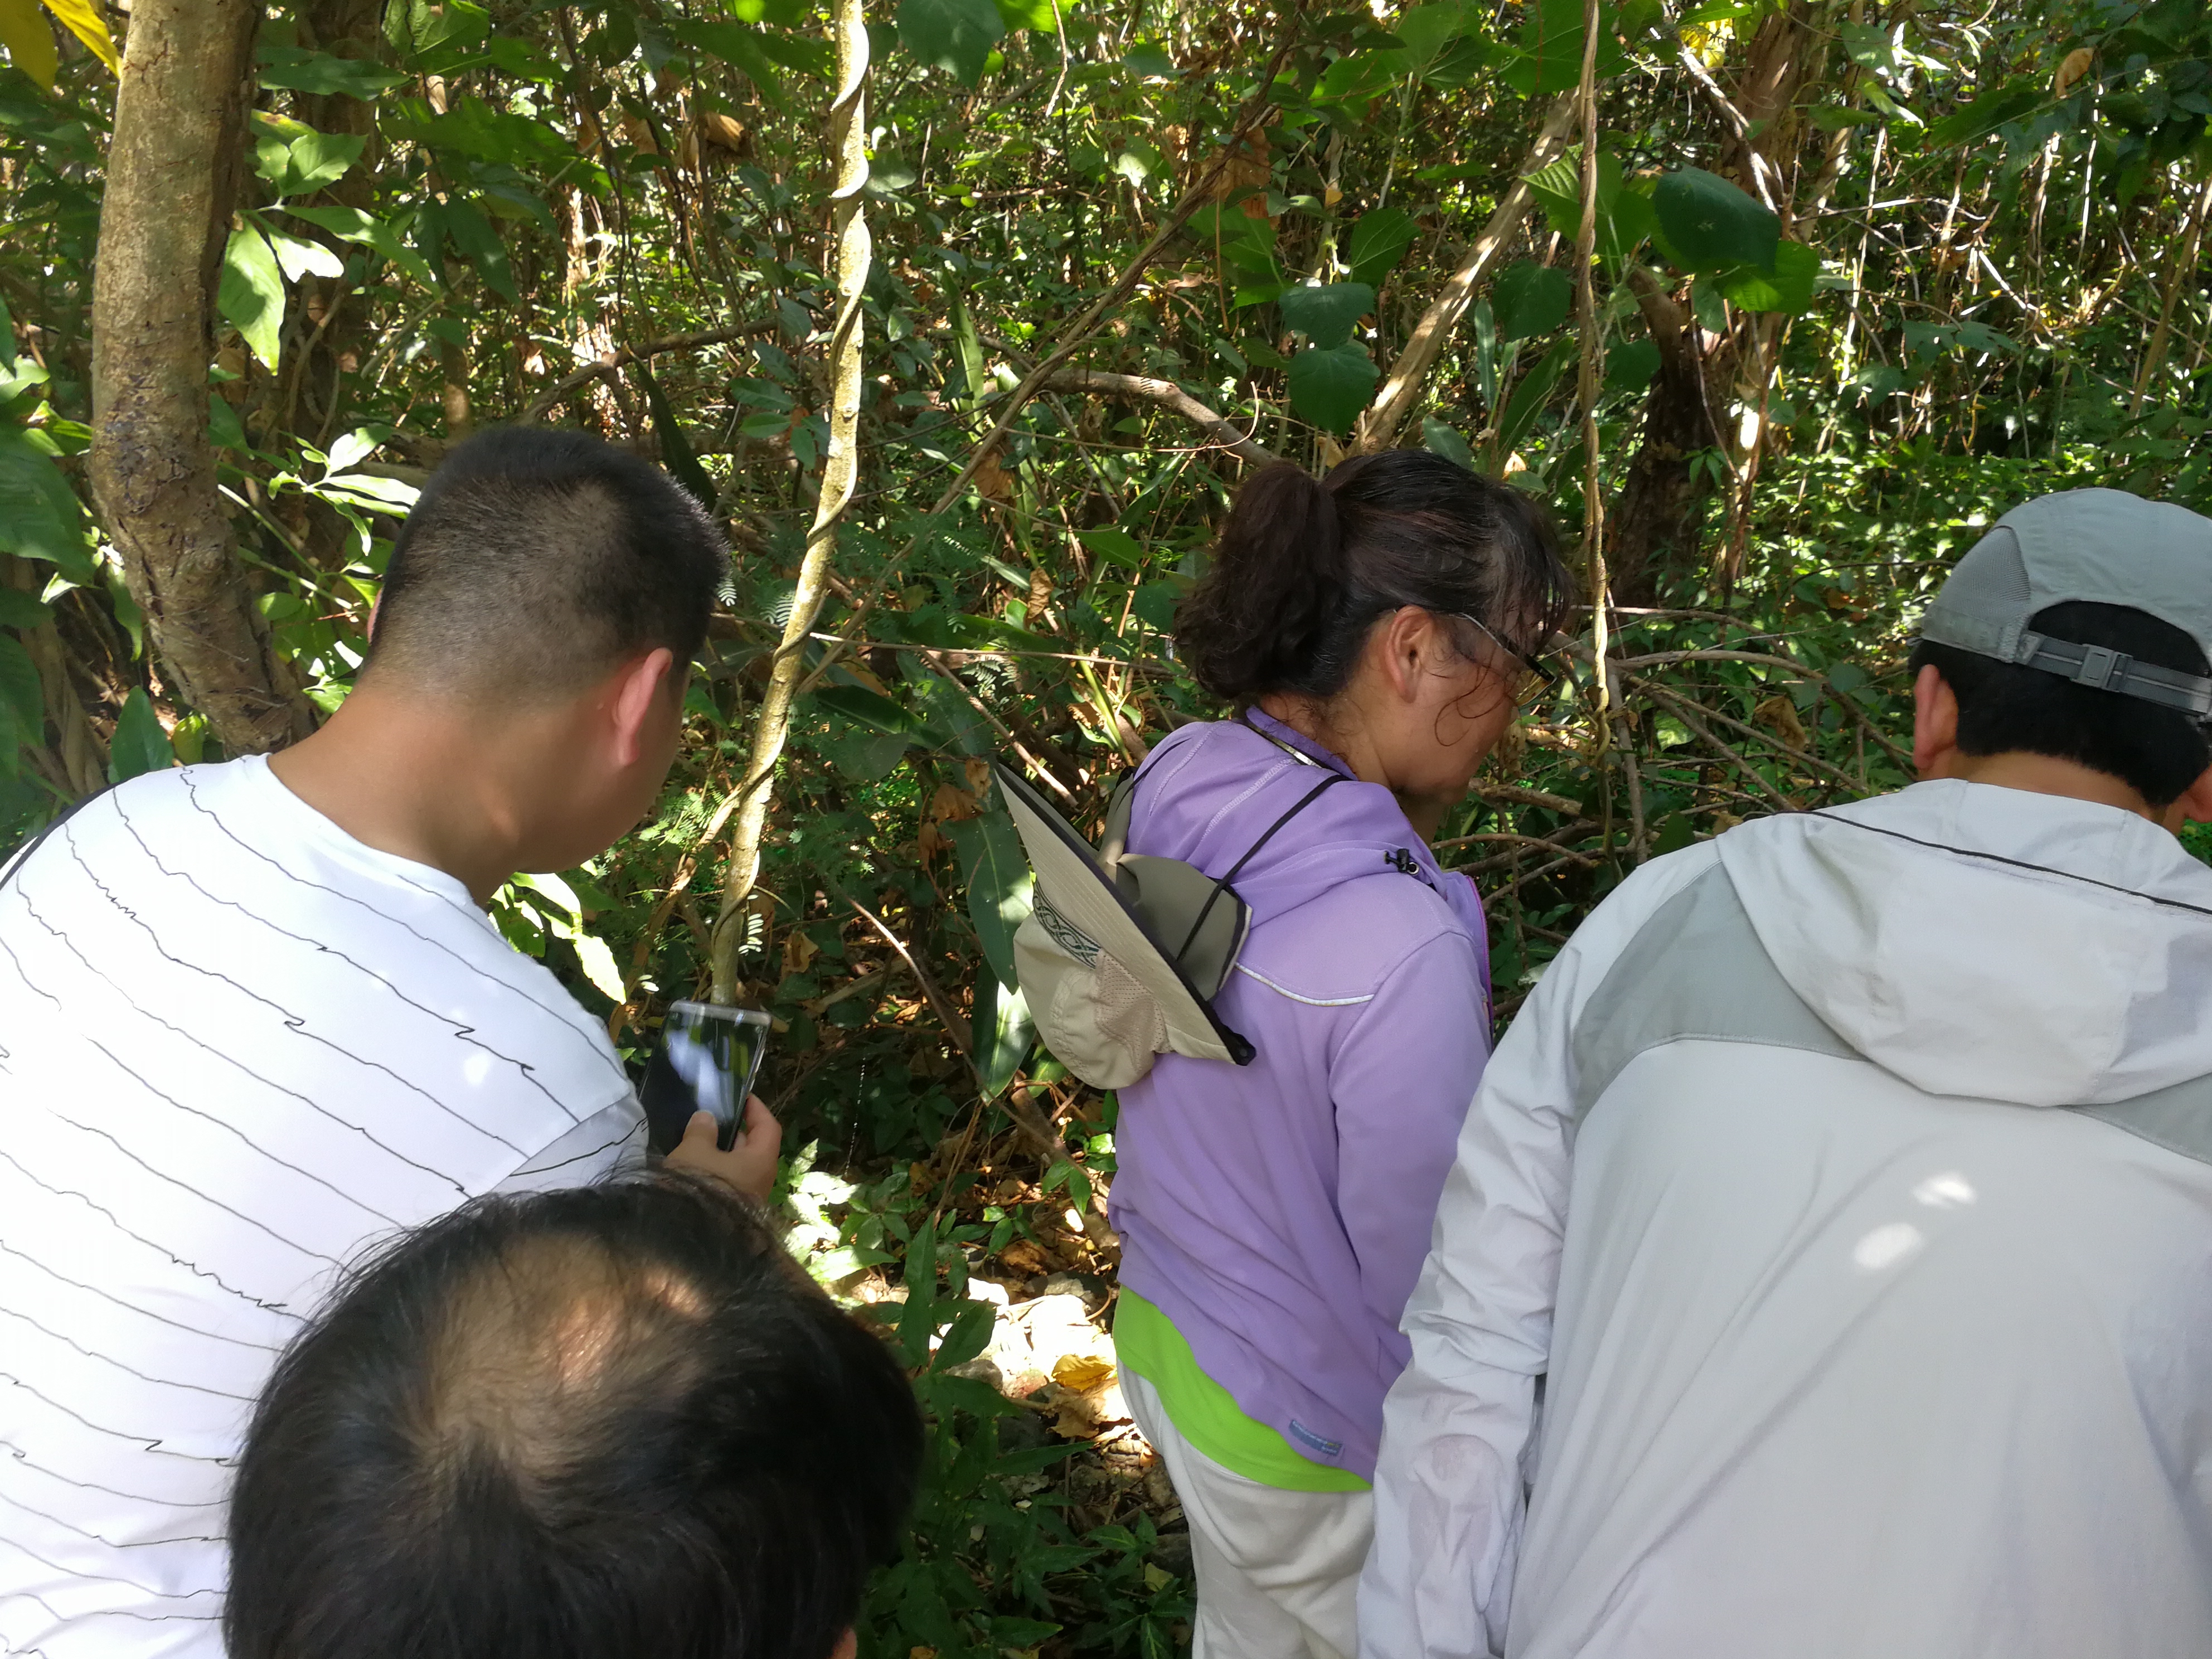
1353, 93, 1578, 455
518, 319, 780, 424
1040, 368, 1280, 466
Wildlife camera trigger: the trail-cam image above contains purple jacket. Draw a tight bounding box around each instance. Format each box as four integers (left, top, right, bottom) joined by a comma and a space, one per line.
1108, 710, 1492, 1481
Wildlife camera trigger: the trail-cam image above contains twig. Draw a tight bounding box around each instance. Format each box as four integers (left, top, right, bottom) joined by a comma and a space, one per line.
1355, 93, 1579, 453
1633, 681, 1798, 812
517, 319, 781, 423
845, 891, 978, 1074
796, 24, 1307, 696
1040, 368, 1279, 466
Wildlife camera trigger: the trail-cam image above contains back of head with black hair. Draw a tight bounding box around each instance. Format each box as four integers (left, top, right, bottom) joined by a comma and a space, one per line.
368, 426, 729, 701
1173, 450, 1575, 704
226, 1172, 923, 1659
1910, 601, 2212, 807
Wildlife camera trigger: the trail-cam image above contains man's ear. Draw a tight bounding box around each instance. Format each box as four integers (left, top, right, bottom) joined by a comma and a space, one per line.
827, 1628, 858, 1659
1911, 663, 1962, 779
2164, 762, 2212, 830
608, 647, 678, 768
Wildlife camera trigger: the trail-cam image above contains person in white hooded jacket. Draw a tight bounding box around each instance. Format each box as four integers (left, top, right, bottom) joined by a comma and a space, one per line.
1357, 487, 2212, 1659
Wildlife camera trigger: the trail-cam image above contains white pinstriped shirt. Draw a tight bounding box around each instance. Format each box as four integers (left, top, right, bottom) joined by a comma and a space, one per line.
0, 756, 642, 1657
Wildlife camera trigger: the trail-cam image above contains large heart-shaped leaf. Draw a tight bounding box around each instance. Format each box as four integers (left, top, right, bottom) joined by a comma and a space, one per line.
1492, 260, 1573, 341
1653, 166, 1778, 274
1279, 282, 1375, 349
1287, 341, 1380, 433
1715, 239, 1820, 314
898, 0, 1005, 84
1345, 208, 1418, 290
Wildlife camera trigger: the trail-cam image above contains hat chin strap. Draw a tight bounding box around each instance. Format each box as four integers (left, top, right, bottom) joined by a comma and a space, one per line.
2010, 630, 2212, 719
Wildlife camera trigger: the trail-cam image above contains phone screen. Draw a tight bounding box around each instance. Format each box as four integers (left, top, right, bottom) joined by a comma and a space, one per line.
641, 1001, 773, 1156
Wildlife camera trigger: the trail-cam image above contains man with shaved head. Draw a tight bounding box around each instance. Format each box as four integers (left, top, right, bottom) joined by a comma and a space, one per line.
0, 429, 772, 1656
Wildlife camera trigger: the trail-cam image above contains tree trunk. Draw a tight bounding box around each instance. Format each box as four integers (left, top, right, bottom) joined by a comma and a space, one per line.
89, 0, 316, 755
1606, 272, 1722, 605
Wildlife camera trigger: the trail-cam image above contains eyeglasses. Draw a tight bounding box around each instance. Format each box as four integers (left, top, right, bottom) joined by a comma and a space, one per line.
1453, 613, 1565, 714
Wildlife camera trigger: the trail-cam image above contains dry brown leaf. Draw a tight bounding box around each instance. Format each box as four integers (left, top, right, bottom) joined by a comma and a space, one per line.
696, 110, 749, 154
998, 1238, 1051, 1277
973, 452, 1016, 504
963, 756, 993, 798
916, 819, 949, 863
1052, 1391, 1104, 1439
1752, 694, 1809, 753
781, 930, 819, 976
2055, 45, 2093, 96
932, 781, 982, 822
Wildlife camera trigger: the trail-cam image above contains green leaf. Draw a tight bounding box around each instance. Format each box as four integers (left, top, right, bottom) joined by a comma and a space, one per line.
1605, 337, 1662, 391
1287, 341, 1380, 433
813, 683, 921, 736
934, 1297, 998, 1367
1492, 260, 1573, 341
1715, 239, 1820, 313
1278, 282, 1375, 348
261, 223, 346, 283
1924, 78, 2045, 147
219, 223, 287, 368
1492, 337, 1576, 460
1420, 415, 1476, 470
381, 95, 575, 168
1522, 149, 1655, 264
1344, 207, 1418, 289
0, 588, 48, 631
440, 200, 517, 302
1121, 40, 1176, 79
947, 808, 1032, 992
976, 976, 1034, 1097
106, 687, 174, 784
284, 204, 440, 287
0, 0, 59, 90
993, 0, 1060, 31
274, 130, 367, 198
0, 632, 40, 730
1079, 527, 1145, 569
257, 41, 409, 98
0, 431, 94, 580
1502, 0, 1626, 96
1652, 166, 1778, 274
898, 0, 1004, 84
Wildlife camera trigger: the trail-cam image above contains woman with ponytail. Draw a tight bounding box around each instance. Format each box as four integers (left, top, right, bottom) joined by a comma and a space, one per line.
1106, 451, 1571, 1659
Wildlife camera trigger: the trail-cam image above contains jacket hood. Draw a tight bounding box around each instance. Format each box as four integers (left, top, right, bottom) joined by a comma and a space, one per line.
1716, 779, 2212, 1106
1128, 713, 1484, 939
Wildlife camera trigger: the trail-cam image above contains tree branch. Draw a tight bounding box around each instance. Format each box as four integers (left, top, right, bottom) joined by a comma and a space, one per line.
517, 319, 781, 423
1353, 92, 1578, 455
1039, 368, 1280, 466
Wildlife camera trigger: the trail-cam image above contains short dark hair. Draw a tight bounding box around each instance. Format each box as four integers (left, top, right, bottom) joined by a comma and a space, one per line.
226, 1172, 922, 1659
368, 427, 727, 699
1910, 600, 2212, 807
1174, 451, 1574, 702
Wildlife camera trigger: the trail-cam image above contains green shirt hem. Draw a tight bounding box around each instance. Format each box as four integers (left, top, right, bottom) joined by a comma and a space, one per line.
1112, 1291, 1371, 1494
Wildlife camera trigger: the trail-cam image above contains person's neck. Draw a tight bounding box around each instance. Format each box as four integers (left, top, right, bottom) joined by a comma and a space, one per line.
267, 686, 535, 904
1938, 749, 2171, 827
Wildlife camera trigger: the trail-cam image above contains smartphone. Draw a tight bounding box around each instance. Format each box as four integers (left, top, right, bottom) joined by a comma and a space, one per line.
641, 1001, 773, 1156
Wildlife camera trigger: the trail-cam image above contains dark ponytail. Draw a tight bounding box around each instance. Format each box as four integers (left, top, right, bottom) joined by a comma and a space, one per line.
1175, 450, 1573, 703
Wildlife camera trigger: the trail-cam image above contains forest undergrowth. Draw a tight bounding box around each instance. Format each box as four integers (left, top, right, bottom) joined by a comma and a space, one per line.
6, 0, 2212, 1651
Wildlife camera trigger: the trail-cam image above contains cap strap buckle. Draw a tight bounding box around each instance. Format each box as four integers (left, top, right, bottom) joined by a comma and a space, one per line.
2070, 643, 2131, 691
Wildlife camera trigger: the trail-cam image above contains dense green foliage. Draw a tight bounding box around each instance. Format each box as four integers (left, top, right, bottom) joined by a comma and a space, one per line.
4, 0, 2212, 1652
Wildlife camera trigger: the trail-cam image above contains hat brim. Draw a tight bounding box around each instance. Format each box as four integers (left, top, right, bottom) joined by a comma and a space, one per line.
995, 761, 1246, 1066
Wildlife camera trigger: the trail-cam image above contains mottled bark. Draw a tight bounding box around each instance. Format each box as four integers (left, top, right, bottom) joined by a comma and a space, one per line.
1606, 271, 1723, 605
89, 0, 314, 753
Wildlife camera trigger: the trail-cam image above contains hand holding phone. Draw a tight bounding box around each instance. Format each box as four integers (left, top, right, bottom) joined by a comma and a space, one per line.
642, 1001, 772, 1155
667, 1094, 782, 1203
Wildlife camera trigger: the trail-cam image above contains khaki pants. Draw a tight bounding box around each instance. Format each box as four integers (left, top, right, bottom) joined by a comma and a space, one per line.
1122, 1371, 1375, 1659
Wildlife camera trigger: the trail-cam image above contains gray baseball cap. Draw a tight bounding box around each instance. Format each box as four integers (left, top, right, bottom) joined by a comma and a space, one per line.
1919, 487, 2212, 719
